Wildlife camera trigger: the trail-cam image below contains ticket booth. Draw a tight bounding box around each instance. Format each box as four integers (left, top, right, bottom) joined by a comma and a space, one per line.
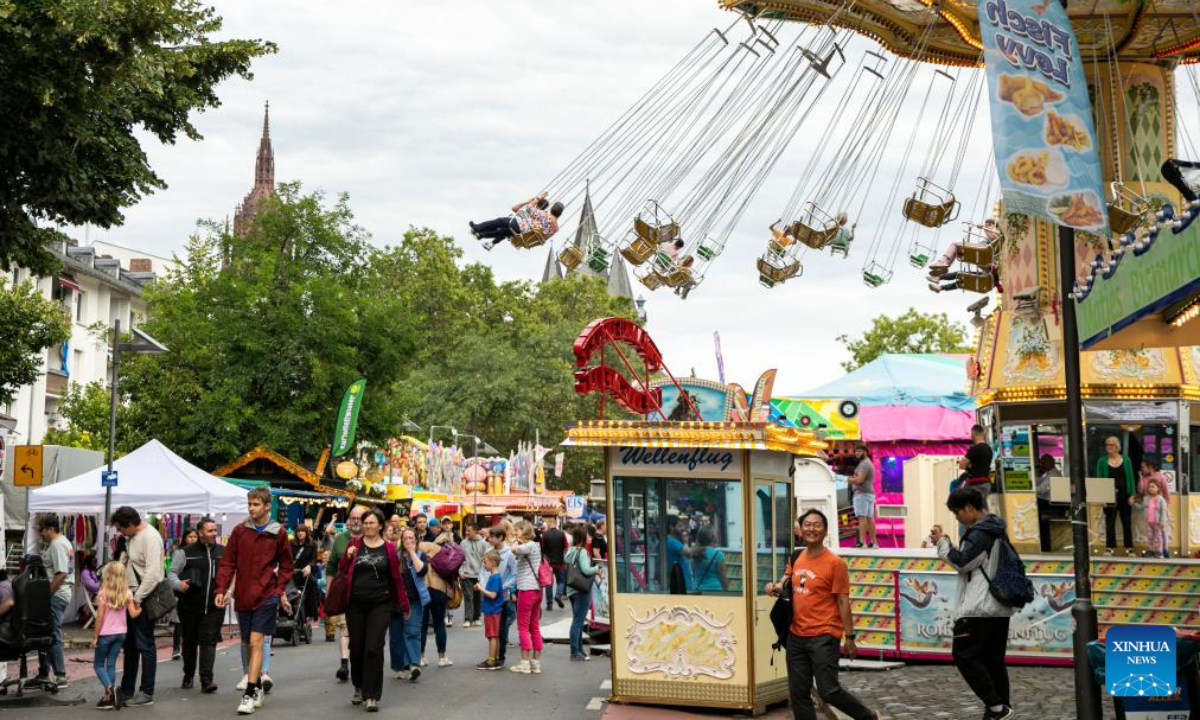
563, 420, 826, 713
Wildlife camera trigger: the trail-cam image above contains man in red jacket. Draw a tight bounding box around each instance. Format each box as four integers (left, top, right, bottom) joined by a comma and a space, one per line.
216, 487, 294, 715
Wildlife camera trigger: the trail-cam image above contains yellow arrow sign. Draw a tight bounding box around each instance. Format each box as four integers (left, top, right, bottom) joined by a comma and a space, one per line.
15, 445, 44, 487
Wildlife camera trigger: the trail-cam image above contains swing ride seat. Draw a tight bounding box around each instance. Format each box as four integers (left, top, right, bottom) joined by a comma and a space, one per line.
511, 229, 549, 249
909, 248, 932, 268
959, 271, 994, 294
756, 257, 801, 285
902, 177, 960, 229
791, 221, 839, 250
661, 267, 695, 289
636, 268, 665, 291
959, 242, 995, 268
862, 262, 892, 288
634, 215, 680, 245
1106, 203, 1144, 236
620, 235, 657, 266
585, 245, 612, 274
696, 236, 725, 261
558, 244, 585, 271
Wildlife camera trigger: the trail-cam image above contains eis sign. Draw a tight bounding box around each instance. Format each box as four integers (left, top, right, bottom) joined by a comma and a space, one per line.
1105, 625, 1176, 698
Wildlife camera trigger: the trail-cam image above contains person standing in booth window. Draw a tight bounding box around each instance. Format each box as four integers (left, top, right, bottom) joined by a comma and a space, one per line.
848, 445, 877, 549
1097, 436, 1136, 554
766, 509, 880, 720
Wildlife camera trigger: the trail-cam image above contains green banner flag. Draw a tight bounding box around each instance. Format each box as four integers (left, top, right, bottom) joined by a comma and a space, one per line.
331, 379, 367, 457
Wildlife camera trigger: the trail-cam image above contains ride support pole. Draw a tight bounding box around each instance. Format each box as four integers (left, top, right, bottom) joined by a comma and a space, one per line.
1058, 223, 1102, 720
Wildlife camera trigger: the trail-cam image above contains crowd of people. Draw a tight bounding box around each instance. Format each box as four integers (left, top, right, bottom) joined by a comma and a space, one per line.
10, 490, 608, 715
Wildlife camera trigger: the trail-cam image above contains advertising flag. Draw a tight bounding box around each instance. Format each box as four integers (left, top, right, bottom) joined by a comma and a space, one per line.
979, 0, 1108, 234
714, 331, 726, 385
331, 379, 367, 457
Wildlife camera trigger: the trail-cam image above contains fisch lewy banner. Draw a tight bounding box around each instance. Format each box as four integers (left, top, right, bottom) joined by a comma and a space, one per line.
979, 0, 1108, 234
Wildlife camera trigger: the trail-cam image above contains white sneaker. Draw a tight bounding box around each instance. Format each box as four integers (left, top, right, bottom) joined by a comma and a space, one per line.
482, 241, 495, 251
461, 621, 472, 628
509, 660, 531, 674
236, 674, 248, 691
393, 670, 410, 681
237, 694, 256, 715
260, 674, 273, 694
420, 655, 428, 667
253, 688, 264, 708
530, 660, 541, 674
437, 657, 453, 667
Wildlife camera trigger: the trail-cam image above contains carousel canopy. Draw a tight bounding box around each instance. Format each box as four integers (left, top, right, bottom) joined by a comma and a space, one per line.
29, 439, 249, 515
799, 353, 975, 411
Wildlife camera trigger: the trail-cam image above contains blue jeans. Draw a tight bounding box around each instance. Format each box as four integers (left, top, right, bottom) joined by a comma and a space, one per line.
120, 609, 157, 697
94, 633, 125, 688
420, 589, 448, 655
389, 608, 423, 671
37, 594, 68, 677
568, 592, 590, 657
239, 634, 272, 673
545, 568, 567, 606
498, 597, 515, 663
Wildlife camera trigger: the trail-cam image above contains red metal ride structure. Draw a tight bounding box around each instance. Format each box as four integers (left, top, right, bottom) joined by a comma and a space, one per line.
572, 317, 701, 421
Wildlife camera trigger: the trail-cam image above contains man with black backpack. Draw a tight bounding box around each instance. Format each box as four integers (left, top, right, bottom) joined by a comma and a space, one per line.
931, 488, 1029, 720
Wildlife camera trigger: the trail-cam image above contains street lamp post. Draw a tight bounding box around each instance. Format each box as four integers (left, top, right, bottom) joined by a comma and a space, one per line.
103, 320, 168, 563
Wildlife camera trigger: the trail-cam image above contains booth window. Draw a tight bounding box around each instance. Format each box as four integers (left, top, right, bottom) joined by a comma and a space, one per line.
753, 481, 793, 594
613, 477, 743, 596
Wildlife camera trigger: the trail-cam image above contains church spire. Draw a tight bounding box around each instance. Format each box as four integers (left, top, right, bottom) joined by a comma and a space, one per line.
254, 101, 275, 191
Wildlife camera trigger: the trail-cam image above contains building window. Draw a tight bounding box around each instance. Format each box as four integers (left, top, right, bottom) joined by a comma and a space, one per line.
612, 477, 743, 596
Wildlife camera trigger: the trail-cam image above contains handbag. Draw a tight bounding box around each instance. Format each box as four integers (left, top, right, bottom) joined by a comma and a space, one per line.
446, 581, 463, 610
525, 552, 553, 588
323, 568, 350, 617
566, 550, 593, 594
131, 566, 178, 623
769, 549, 803, 652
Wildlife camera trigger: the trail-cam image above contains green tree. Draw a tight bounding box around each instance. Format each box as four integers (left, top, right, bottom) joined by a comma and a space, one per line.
836, 308, 972, 372
43, 381, 115, 452
0, 0, 275, 273
119, 184, 408, 467
0, 278, 71, 404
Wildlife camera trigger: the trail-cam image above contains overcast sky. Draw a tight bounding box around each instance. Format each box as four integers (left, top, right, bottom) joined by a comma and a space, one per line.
87, 0, 1024, 394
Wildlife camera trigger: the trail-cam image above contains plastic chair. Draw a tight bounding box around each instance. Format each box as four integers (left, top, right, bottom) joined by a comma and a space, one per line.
558, 244, 584, 271
902, 178, 960, 228
862, 262, 892, 288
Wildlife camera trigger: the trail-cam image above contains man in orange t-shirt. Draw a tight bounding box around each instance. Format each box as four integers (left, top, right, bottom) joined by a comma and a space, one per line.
766, 509, 879, 720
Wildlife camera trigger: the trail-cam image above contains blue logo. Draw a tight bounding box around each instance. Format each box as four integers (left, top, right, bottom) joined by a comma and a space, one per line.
1105, 625, 1176, 697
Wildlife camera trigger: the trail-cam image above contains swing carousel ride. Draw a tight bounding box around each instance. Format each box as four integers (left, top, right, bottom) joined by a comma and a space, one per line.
475, 0, 1200, 315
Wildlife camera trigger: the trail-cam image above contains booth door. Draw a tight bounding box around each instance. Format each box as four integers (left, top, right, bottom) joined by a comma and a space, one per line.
752, 479, 794, 699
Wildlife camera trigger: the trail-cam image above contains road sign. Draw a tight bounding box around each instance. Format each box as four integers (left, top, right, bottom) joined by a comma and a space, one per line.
14, 445, 43, 487
564, 494, 585, 519
102, 470, 119, 488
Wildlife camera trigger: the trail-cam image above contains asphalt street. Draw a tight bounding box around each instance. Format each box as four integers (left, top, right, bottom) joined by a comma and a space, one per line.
0, 602, 609, 718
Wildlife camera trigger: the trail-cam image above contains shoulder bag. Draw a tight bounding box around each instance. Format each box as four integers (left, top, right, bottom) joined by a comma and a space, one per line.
566, 549, 593, 594
131, 565, 178, 623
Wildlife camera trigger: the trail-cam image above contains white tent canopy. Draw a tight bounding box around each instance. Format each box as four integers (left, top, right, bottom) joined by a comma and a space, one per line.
28, 439, 248, 516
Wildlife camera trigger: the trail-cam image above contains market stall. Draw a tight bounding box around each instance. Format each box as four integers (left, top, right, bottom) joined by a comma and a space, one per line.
565, 420, 826, 714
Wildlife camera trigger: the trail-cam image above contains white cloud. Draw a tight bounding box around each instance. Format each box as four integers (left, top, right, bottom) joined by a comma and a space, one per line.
86, 0, 1004, 393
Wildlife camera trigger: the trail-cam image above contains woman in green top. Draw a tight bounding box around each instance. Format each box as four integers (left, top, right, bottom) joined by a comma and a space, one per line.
1096, 436, 1136, 553
564, 526, 597, 661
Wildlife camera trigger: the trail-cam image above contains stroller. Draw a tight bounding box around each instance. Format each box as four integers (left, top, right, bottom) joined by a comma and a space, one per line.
274, 576, 312, 646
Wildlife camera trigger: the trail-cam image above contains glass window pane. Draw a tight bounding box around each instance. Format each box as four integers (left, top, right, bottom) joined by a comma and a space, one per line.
753, 483, 773, 594
774, 480, 792, 582
668, 480, 743, 596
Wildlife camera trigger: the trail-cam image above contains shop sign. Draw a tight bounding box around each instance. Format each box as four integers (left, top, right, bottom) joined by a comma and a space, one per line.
898, 571, 1074, 657
1083, 401, 1177, 424
564, 494, 585, 519
610, 446, 742, 477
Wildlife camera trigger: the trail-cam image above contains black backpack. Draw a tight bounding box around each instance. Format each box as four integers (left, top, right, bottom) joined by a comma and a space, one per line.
769, 549, 804, 655
1, 555, 53, 648
979, 532, 1035, 609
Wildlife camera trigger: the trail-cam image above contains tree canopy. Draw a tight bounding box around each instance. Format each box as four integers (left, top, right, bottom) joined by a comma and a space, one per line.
53, 185, 639, 492
0, 278, 71, 405
0, 0, 275, 273
836, 308, 972, 372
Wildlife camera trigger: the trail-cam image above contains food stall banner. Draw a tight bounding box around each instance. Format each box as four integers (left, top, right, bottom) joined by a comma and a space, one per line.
979, 0, 1107, 233
331, 378, 367, 456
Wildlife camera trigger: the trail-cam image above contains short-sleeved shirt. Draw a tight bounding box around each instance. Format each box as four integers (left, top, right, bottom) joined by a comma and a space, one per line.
513, 203, 556, 236
787, 548, 850, 639
96, 591, 128, 636
351, 543, 391, 605
965, 443, 993, 479
481, 573, 504, 615
45, 534, 75, 602
852, 459, 875, 496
